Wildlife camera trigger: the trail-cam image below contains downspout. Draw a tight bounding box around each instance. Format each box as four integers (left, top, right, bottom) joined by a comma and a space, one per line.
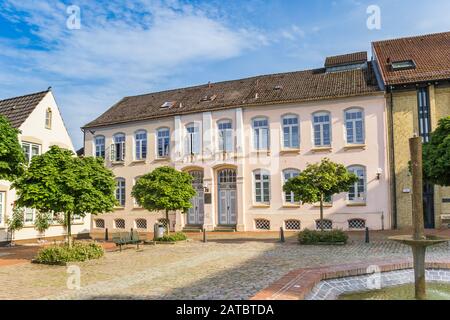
388, 88, 398, 229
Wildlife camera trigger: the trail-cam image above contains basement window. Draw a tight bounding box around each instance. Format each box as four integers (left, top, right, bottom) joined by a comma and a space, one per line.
391, 60, 416, 71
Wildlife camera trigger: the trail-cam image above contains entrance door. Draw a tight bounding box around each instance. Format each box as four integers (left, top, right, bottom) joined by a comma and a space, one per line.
218, 169, 237, 225
423, 182, 435, 229
187, 171, 204, 225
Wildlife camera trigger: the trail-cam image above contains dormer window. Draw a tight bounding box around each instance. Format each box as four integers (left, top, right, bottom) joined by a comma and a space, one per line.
160, 101, 175, 109
390, 60, 416, 71
45, 108, 52, 129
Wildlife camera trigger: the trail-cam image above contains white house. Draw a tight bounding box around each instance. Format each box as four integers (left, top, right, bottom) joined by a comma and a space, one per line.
0, 88, 90, 243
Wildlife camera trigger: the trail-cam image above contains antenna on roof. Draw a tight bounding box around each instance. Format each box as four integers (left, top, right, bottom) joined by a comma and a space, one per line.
208, 81, 211, 88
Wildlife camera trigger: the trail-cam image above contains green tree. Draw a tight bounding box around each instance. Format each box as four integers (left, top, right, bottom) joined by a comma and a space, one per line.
13, 146, 117, 246
132, 166, 196, 235
0, 115, 25, 181
6, 206, 24, 246
284, 158, 358, 230
34, 211, 51, 242
423, 116, 450, 186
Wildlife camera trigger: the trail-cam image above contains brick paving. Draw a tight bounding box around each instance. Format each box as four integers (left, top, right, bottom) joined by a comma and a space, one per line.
0, 230, 449, 300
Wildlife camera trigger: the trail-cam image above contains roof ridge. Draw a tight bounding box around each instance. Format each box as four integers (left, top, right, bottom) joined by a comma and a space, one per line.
0, 89, 50, 103
373, 30, 450, 45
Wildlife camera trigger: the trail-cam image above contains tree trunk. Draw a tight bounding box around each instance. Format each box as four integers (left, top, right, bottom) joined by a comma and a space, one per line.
165, 209, 170, 235
319, 194, 324, 231
67, 212, 73, 247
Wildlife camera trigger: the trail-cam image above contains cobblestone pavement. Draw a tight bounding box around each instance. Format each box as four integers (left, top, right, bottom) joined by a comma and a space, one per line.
0, 237, 449, 300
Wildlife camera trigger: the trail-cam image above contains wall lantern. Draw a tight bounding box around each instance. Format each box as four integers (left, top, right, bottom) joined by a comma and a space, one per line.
376, 168, 383, 180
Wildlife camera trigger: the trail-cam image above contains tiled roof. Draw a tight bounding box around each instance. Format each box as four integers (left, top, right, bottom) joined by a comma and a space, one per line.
324, 52, 368, 68
84, 62, 380, 128
0, 90, 49, 128
373, 31, 450, 86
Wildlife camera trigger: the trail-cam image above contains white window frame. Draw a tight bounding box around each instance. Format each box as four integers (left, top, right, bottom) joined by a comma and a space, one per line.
115, 178, 126, 207
134, 130, 147, 160
252, 117, 270, 151
282, 169, 300, 204
345, 108, 365, 145
111, 133, 126, 162
185, 123, 200, 155
282, 115, 300, 149
312, 112, 331, 147
253, 169, 271, 204
45, 108, 52, 129
217, 119, 233, 152
0, 192, 5, 225
94, 135, 106, 158
24, 207, 35, 225
21, 142, 41, 164
156, 127, 170, 158
347, 165, 366, 203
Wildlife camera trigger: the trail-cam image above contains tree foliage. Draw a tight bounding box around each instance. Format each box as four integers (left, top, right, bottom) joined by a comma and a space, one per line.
13, 146, 117, 245
0, 115, 25, 181
6, 206, 24, 244
132, 166, 196, 233
423, 116, 450, 186
284, 158, 358, 229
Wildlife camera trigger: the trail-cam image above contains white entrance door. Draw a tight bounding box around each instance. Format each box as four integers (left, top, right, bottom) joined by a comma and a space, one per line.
187, 171, 204, 225
218, 169, 237, 226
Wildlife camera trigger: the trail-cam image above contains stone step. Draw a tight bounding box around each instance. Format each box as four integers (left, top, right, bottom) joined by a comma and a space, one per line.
182, 226, 203, 233
213, 226, 236, 232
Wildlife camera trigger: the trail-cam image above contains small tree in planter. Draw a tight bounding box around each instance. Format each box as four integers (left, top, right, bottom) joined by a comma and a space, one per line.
13, 146, 117, 247
34, 211, 51, 243
132, 166, 196, 235
284, 158, 358, 230
423, 116, 450, 186
0, 115, 25, 181
6, 206, 24, 246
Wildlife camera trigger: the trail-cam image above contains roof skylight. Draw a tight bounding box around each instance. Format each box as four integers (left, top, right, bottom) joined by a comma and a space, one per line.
160, 101, 175, 109
391, 60, 416, 71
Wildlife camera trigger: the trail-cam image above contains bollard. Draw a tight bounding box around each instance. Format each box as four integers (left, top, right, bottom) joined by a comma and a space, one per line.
280, 227, 285, 243
365, 227, 370, 243
203, 228, 207, 243
105, 228, 109, 241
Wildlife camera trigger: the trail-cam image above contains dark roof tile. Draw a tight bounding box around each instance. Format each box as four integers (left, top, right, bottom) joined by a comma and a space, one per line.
0, 90, 49, 128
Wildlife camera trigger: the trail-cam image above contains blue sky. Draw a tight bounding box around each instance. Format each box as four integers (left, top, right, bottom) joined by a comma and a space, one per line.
1, 0, 450, 149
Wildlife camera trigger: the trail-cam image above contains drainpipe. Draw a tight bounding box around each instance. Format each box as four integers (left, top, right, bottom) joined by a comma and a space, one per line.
388, 89, 398, 229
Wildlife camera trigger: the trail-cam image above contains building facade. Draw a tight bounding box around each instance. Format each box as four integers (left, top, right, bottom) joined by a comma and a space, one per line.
0, 89, 90, 243
373, 31, 450, 229
84, 54, 391, 232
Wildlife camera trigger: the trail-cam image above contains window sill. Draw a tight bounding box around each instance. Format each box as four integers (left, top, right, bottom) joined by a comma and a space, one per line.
251, 150, 271, 156
132, 207, 144, 210
282, 204, 301, 208
154, 157, 170, 162
344, 144, 366, 151
114, 207, 125, 210
280, 149, 301, 155
131, 160, 146, 165
311, 147, 332, 153
252, 204, 271, 208
111, 161, 125, 166
347, 202, 367, 207
313, 203, 333, 208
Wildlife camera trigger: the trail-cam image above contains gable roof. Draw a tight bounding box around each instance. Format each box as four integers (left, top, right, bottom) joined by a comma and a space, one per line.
84, 62, 380, 128
325, 51, 368, 68
0, 89, 50, 128
373, 31, 450, 86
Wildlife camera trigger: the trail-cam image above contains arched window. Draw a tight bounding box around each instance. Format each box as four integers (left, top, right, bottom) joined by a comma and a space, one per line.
135, 130, 147, 160
45, 108, 52, 129
94, 219, 105, 229
114, 219, 125, 229
313, 112, 331, 147
345, 108, 365, 144
135, 219, 147, 229
254, 169, 270, 204
252, 117, 269, 150
348, 219, 366, 230
217, 120, 233, 152
94, 135, 105, 158
185, 123, 200, 155
283, 169, 300, 204
112, 133, 126, 162
348, 166, 366, 203
282, 115, 299, 149
285, 220, 301, 231
115, 178, 126, 207
157, 128, 170, 158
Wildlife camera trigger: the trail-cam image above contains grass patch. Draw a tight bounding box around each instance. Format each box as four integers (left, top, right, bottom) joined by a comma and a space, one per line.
298, 229, 348, 245
156, 232, 188, 242
34, 242, 104, 265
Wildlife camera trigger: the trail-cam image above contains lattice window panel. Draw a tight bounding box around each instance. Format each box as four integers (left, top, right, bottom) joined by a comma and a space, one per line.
135, 219, 147, 229
316, 219, 333, 230
285, 220, 301, 231
348, 219, 365, 230
255, 219, 270, 230
158, 218, 169, 229
115, 219, 125, 229
95, 219, 105, 229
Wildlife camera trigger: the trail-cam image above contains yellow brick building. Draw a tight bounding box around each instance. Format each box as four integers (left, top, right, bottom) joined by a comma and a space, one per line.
373, 31, 450, 229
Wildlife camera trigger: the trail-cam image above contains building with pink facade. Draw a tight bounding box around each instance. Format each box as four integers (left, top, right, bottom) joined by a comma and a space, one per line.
83, 52, 391, 232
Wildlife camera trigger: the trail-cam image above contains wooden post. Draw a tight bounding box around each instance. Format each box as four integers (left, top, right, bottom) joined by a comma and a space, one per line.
280, 227, 285, 243
203, 228, 207, 243
105, 228, 109, 241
